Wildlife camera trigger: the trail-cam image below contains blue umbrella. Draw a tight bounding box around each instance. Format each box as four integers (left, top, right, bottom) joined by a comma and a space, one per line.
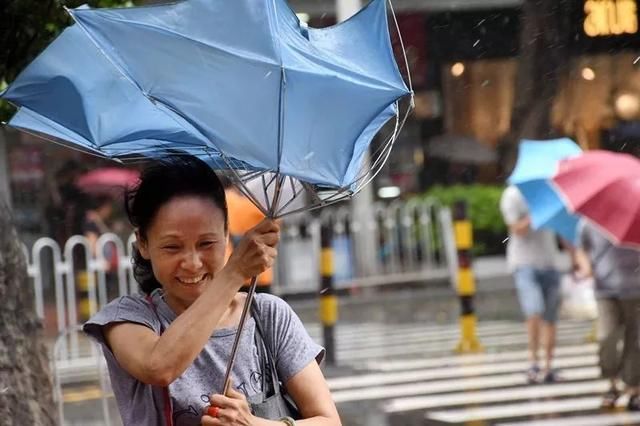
1, 0, 412, 395
507, 138, 582, 243
2, 0, 411, 195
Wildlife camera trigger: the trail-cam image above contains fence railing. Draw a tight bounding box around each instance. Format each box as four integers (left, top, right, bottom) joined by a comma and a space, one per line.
24, 197, 455, 361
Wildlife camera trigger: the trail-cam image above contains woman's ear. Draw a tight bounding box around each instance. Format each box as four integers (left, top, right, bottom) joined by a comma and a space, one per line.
135, 230, 150, 259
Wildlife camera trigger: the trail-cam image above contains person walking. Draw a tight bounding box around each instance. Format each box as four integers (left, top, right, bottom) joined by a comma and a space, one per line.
500, 185, 562, 383
575, 219, 640, 410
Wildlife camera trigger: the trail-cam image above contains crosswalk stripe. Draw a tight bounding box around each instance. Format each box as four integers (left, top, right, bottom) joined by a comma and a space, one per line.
384, 380, 608, 412
426, 396, 610, 423
334, 329, 593, 361
305, 319, 592, 336
306, 320, 591, 343
305, 320, 511, 337
310, 322, 592, 352
328, 354, 598, 390
364, 343, 598, 372
331, 366, 599, 403
496, 411, 640, 426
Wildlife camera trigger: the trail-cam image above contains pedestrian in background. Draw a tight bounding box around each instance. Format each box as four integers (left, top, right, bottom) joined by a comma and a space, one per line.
575, 219, 640, 410
500, 185, 562, 383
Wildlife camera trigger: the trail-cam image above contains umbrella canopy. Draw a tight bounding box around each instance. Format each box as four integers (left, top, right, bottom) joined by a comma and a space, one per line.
2, 0, 410, 194
507, 138, 582, 243
552, 150, 640, 247
76, 167, 140, 195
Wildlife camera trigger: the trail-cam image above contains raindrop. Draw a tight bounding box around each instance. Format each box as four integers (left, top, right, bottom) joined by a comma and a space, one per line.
473, 39, 480, 48
634, 56, 640, 65
481, 80, 490, 87
303, 151, 315, 161
264, 71, 272, 78
502, 237, 509, 244
474, 18, 486, 28
321, 13, 327, 19
621, 142, 628, 150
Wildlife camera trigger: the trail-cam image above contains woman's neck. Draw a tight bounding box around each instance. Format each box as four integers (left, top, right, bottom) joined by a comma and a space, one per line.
162, 291, 243, 328
163, 293, 191, 316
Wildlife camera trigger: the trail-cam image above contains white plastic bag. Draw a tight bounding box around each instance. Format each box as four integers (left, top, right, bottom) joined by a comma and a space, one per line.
559, 274, 598, 320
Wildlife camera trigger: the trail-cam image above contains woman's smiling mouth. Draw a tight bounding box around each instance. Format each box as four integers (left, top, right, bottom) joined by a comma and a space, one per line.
176, 274, 207, 285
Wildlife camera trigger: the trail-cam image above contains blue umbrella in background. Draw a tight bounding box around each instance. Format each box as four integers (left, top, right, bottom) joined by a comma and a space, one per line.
507, 138, 582, 243
1, 0, 413, 394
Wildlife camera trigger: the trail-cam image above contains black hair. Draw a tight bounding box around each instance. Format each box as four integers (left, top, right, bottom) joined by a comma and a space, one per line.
125, 155, 228, 294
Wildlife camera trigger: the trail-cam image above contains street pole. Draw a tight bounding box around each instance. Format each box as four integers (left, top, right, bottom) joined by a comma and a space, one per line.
453, 200, 483, 353
319, 218, 337, 365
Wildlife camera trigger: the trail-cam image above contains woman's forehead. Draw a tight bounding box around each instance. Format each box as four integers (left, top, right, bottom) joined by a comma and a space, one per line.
149, 196, 226, 235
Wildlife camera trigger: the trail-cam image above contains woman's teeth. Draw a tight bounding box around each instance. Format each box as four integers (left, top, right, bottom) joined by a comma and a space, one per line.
178, 275, 205, 284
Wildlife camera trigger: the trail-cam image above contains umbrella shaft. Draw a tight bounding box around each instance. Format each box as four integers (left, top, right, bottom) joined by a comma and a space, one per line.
222, 276, 258, 396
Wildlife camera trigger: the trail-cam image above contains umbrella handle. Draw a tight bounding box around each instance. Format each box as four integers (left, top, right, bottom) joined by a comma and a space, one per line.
221, 276, 258, 396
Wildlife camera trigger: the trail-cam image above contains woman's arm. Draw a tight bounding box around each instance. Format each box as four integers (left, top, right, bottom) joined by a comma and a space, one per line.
280, 361, 341, 426
104, 220, 280, 386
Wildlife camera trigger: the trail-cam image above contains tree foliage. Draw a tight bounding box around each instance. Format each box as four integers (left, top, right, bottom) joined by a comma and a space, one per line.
0, 0, 135, 121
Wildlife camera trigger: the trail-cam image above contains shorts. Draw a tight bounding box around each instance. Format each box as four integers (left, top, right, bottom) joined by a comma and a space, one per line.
513, 267, 561, 323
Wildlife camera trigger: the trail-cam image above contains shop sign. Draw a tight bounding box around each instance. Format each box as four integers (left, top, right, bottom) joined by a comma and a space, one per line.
584, 0, 638, 37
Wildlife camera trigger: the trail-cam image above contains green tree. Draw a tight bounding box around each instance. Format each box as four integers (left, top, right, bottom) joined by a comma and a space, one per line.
0, 0, 135, 121
498, 0, 574, 173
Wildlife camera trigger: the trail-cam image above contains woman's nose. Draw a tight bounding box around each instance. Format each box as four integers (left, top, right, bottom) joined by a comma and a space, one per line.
181, 250, 203, 270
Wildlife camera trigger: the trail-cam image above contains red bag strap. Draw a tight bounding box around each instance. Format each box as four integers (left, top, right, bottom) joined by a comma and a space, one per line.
145, 294, 174, 426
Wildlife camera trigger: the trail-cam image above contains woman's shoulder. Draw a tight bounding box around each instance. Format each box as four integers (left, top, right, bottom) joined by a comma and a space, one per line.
253, 293, 291, 314
84, 293, 158, 331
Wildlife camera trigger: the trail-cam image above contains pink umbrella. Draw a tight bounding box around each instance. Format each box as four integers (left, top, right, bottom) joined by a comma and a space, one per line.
552, 150, 640, 247
76, 167, 140, 195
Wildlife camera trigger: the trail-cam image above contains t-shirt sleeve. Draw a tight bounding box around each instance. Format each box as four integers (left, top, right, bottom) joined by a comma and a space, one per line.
82, 295, 160, 349
500, 186, 527, 225
255, 294, 324, 383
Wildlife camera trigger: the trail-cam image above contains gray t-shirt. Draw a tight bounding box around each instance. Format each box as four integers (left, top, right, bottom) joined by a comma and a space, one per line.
578, 220, 640, 299
83, 291, 324, 426
499, 185, 560, 271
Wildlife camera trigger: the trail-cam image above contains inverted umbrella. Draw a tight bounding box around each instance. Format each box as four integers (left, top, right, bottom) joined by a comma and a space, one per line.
507, 138, 582, 243
2, 0, 412, 394
552, 150, 640, 248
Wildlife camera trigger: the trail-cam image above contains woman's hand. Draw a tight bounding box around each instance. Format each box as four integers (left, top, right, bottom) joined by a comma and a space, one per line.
225, 219, 280, 280
201, 387, 256, 426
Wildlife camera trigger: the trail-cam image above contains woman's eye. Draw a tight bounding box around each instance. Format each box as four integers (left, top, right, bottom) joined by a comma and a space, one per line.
200, 241, 215, 248
161, 245, 180, 251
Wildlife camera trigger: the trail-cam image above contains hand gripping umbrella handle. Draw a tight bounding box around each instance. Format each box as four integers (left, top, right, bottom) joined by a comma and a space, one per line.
222, 275, 258, 396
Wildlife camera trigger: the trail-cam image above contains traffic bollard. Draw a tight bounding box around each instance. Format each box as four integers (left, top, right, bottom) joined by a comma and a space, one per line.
320, 219, 337, 366
453, 200, 483, 353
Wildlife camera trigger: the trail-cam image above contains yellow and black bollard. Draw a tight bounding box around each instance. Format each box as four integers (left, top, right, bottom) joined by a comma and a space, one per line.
319, 219, 338, 366
77, 270, 92, 322
453, 200, 483, 353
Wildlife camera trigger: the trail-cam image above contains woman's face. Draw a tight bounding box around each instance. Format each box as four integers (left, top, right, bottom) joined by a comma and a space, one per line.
138, 195, 227, 310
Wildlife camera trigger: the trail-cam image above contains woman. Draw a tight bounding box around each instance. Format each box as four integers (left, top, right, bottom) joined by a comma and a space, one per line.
83, 156, 341, 426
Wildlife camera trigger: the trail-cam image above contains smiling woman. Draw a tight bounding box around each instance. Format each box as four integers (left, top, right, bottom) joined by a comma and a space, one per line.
82, 156, 341, 426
